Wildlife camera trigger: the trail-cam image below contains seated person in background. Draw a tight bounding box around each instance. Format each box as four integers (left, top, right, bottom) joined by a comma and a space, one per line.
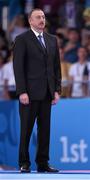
8, 14, 28, 42
64, 28, 81, 64
3, 50, 16, 100
58, 0, 84, 29
68, 46, 90, 98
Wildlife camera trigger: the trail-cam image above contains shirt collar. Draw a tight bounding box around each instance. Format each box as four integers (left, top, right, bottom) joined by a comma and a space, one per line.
31, 27, 43, 37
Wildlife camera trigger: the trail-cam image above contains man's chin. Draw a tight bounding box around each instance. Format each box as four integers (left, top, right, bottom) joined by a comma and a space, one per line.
39, 25, 45, 29
38, 28, 45, 32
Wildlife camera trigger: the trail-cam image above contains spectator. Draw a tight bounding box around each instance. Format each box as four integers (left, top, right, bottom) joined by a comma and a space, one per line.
68, 47, 90, 98
64, 28, 81, 63
3, 50, 16, 99
58, 0, 84, 29
8, 14, 28, 42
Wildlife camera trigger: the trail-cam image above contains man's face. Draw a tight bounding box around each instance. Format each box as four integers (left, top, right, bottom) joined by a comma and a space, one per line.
29, 10, 46, 32
69, 31, 79, 43
78, 48, 87, 60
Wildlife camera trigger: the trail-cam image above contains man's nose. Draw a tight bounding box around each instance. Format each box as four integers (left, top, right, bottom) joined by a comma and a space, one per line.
40, 16, 45, 21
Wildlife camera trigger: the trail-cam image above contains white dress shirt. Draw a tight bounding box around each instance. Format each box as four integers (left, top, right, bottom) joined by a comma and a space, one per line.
31, 27, 46, 47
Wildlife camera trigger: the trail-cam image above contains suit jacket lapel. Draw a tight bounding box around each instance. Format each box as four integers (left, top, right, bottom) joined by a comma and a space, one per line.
29, 29, 46, 54
43, 33, 50, 55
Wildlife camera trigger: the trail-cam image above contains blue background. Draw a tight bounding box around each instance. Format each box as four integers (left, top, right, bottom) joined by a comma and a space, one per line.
0, 98, 90, 170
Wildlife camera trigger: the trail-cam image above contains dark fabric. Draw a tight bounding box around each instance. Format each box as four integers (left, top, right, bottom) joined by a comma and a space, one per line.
83, 64, 89, 76
13, 29, 61, 167
19, 90, 51, 167
13, 29, 61, 100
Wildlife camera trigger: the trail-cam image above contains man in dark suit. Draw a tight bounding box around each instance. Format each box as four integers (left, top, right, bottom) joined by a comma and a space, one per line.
13, 8, 61, 173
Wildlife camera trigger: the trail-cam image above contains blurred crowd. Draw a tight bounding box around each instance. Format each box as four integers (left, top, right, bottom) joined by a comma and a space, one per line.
0, 0, 90, 100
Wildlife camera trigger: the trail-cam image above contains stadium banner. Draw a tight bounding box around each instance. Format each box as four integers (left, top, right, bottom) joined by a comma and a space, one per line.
0, 99, 90, 170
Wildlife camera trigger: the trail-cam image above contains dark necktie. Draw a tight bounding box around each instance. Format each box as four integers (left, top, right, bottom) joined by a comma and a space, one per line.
38, 34, 46, 49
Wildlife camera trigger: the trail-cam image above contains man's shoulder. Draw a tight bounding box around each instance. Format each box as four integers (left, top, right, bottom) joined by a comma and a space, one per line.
44, 32, 56, 40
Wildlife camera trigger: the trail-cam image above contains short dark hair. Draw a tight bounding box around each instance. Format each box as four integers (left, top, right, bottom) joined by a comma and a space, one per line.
28, 8, 44, 19
68, 28, 80, 34
56, 32, 64, 40
78, 46, 88, 53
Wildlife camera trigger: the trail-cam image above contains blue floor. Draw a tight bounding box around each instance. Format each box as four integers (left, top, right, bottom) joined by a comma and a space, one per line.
0, 171, 90, 180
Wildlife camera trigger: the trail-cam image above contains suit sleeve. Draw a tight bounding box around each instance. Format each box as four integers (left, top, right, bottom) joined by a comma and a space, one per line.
13, 36, 27, 96
54, 37, 62, 94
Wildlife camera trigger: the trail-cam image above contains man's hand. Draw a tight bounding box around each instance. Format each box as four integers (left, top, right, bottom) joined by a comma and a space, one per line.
52, 92, 60, 105
19, 93, 29, 105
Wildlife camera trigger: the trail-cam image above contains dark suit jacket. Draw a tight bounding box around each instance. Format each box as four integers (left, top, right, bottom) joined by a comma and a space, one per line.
13, 29, 61, 100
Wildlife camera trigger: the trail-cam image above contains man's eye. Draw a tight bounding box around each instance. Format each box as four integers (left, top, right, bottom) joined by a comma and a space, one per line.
36, 16, 45, 19
36, 16, 40, 18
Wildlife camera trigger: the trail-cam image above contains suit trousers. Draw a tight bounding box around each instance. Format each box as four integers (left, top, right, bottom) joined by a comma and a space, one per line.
19, 89, 52, 167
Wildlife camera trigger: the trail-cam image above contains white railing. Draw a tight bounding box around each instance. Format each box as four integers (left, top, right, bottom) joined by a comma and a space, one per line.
0, 80, 90, 100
